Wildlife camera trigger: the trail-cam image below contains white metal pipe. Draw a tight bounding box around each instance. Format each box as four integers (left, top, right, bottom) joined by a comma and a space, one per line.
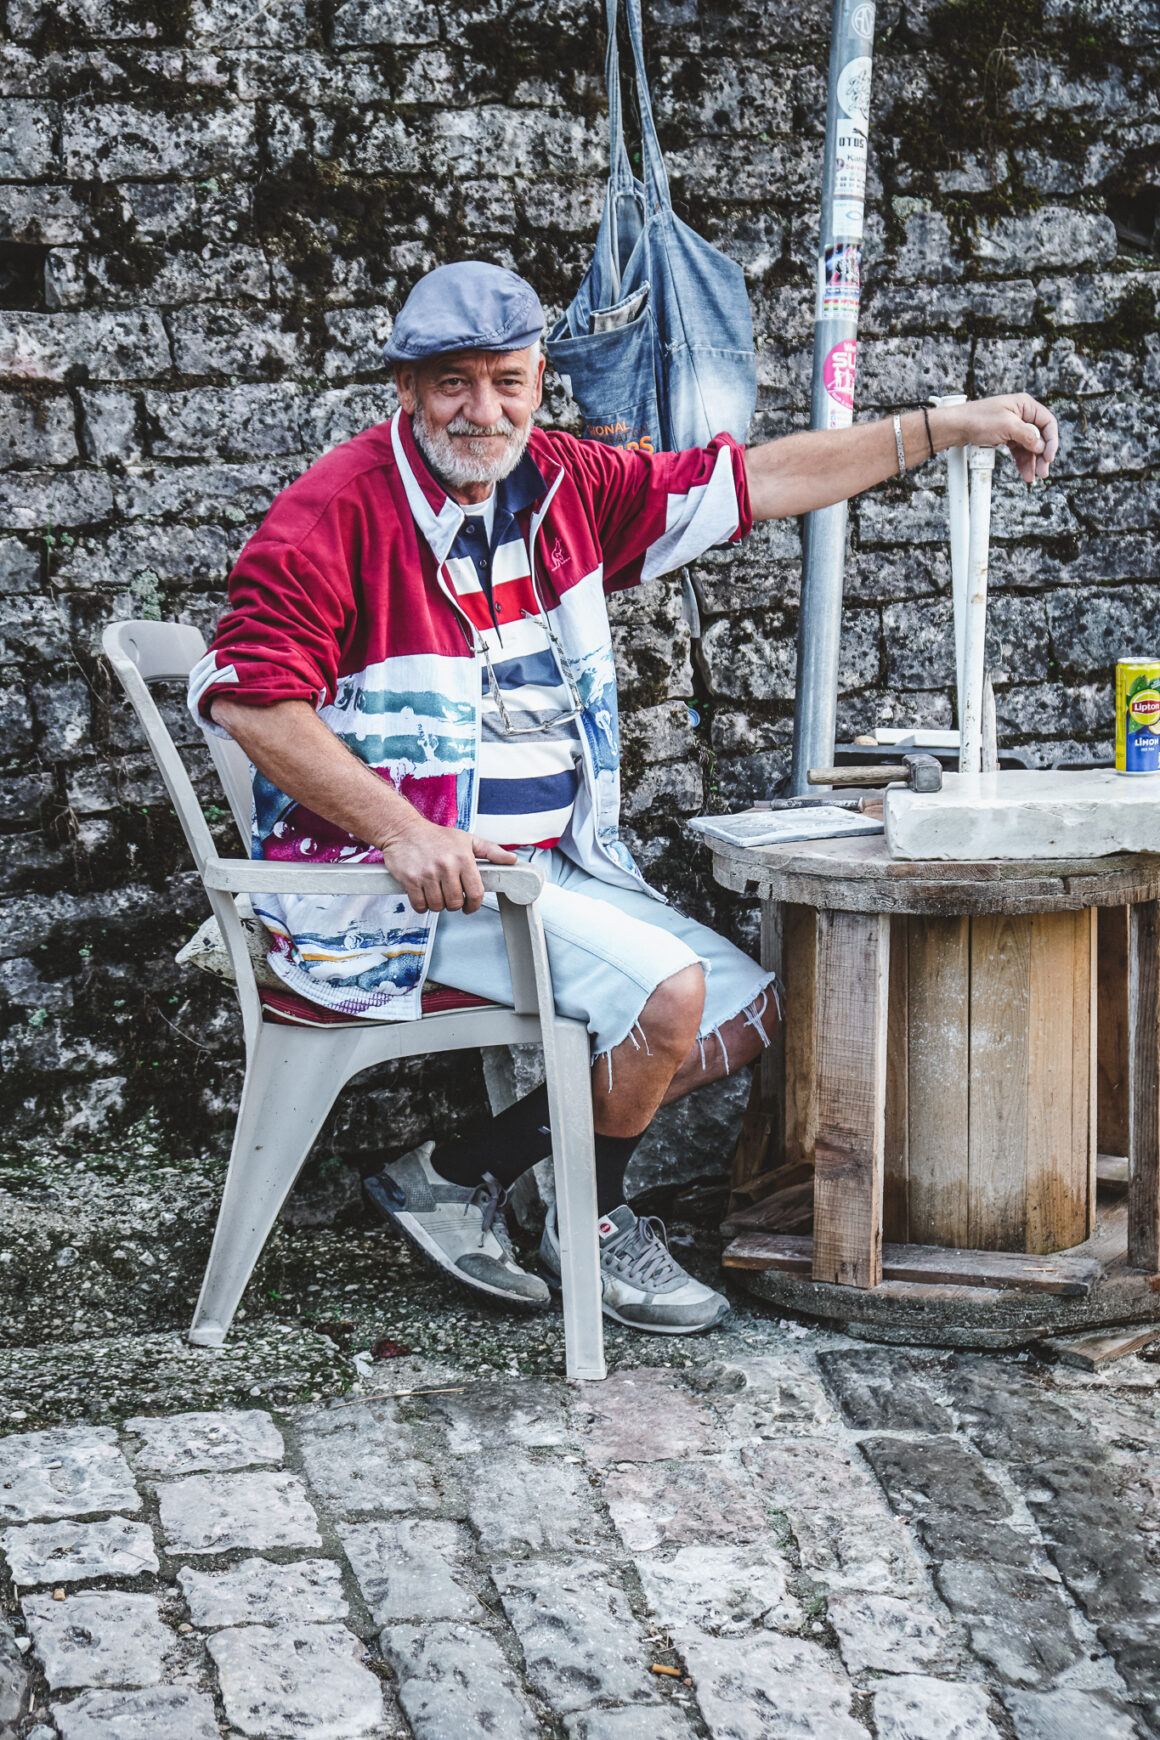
959, 446, 996, 774
933, 393, 969, 709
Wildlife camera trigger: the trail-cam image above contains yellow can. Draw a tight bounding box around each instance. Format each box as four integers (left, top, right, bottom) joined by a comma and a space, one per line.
1116, 659, 1160, 773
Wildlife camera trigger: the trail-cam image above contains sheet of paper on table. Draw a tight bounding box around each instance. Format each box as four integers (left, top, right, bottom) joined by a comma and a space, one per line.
687, 808, 885, 848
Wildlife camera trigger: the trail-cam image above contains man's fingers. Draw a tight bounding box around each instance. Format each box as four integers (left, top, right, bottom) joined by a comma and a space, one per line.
472, 836, 519, 865
459, 857, 486, 914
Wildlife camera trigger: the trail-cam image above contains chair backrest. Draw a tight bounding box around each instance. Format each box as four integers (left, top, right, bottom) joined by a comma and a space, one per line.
102, 619, 263, 1043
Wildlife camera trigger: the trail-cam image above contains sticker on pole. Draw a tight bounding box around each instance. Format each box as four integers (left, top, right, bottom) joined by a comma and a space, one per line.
833, 198, 864, 240
823, 338, 857, 429
819, 243, 862, 319
836, 55, 873, 133
834, 124, 868, 199
851, 2, 875, 40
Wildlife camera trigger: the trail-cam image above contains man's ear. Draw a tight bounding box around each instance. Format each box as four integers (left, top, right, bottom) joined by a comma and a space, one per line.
395, 365, 417, 414
532, 352, 546, 411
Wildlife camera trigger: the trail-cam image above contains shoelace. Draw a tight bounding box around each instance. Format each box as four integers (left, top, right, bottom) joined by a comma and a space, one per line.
609, 1214, 683, 1289
468, 1172, 509, 1245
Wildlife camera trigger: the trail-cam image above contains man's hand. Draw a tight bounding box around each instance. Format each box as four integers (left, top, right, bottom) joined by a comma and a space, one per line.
941, 393, 1058, 483
377, 808, 517, 914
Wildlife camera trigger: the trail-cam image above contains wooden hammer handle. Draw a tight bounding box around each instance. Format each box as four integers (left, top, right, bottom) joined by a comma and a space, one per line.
807, 765, 907, 788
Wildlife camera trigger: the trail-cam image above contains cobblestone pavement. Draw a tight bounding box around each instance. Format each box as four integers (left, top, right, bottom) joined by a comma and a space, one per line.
0, 1336, 1157, 1740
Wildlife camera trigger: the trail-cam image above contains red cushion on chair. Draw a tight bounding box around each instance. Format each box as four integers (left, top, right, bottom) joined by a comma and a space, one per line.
258, 984, 495, 1028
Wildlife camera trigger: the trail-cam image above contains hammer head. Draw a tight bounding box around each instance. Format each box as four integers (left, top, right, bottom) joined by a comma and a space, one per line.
902, 752, 943, 793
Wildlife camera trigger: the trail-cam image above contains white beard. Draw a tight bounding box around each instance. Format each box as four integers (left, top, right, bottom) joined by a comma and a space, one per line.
412, 404, 532, 489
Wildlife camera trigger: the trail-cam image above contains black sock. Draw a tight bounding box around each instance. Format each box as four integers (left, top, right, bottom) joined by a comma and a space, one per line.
431, 1083, 552, 1191
594, 1132, 642, 1217
430, 1083, 643, 1214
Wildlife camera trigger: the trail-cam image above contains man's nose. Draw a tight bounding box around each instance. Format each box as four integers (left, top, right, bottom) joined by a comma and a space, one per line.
465, 381, 504, 428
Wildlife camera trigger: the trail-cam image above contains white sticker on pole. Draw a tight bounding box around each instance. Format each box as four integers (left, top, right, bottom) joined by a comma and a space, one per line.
836, 55, 873, 133
834, 123, 868, 199
833, 197, 864, 240
851, 2, 875, 39
823, 338, 857, 429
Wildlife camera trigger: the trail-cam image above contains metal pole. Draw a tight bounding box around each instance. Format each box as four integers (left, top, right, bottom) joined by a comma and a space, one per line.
789, 0, 877, 795
959, 446, 996, 774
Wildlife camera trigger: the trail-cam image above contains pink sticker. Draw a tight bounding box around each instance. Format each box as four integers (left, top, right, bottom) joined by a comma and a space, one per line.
823, 338, 858, 414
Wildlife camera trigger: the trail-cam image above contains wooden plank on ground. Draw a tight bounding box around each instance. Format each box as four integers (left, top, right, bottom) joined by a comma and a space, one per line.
1129, 898, 1160, 1271
1026, 910, 1090, 1254
720, 1179, 814, 1239
1097, 905, 1131, 1159
782, 903, 817, 1171
724, 1231, 1103, 1296
1097, 1153, 1130, 1187
883, 914, 909, 1244
1040, 1323, 1160, 1369
811, 910, 889, 1289
969, 913, 1031, 1250
907, 915, 970, 1247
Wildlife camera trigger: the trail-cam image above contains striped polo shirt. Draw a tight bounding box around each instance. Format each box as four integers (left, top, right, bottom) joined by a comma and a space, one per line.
442, 453, 582, 849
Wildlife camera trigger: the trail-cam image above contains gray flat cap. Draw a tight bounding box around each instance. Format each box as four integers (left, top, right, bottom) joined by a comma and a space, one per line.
383, 261, 545, 362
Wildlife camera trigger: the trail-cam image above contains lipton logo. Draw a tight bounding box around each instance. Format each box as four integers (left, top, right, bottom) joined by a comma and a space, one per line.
548, 536, 569, 572
1130, 689, 1160, 727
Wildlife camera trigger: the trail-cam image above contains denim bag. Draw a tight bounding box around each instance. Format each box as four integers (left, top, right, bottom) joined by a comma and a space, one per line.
547, 0, 756, 455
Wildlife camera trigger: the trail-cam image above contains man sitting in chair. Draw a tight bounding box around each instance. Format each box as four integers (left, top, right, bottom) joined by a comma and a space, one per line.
189, 261, 1057, 1335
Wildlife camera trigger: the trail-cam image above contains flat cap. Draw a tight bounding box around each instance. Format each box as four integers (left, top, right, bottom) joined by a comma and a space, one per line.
383, 261, 545, 363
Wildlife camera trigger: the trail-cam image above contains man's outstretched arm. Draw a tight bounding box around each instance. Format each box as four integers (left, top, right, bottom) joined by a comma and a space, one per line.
209, 696, 516, 915
744, 394, 1059, 522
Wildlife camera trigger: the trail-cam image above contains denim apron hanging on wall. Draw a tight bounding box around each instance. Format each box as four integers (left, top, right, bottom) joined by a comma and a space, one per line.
547, 0, 757, 455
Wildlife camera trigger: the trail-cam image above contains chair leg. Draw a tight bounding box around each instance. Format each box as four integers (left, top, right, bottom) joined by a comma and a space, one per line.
189, 1025, 352, 1346
546, 1018, 606, 1381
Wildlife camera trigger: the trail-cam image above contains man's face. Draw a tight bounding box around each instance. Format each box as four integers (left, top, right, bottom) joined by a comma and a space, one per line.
396, 346, 545, 496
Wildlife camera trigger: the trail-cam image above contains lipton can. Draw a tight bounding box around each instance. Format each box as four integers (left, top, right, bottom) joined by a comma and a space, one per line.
1117, 659, 1160, 773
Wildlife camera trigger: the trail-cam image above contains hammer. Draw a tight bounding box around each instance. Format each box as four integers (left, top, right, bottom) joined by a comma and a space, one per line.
807, 752, 943, 793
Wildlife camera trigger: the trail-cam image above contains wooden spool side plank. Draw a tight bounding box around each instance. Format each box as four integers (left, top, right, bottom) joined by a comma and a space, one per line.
906, 915, 971, 1247
1129, 898, 1160, 1271
1097, 905, 1130, 1158
811, 910, 889, 1289
783, 902, 818, 1172
1026, 909, 1091, 1254
1085, 905, 1099, 1239
968, 913, 1031, 1250
883, 914, 910, 1243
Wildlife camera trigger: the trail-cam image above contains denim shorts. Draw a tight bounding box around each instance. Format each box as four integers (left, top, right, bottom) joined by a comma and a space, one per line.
427, 846, 777, 1067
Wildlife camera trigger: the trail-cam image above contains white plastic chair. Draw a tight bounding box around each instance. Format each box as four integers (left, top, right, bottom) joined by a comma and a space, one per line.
102, 620, 606, 1382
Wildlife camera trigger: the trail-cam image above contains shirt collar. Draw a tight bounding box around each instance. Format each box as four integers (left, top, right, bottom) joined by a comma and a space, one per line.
395, 411, 547, 559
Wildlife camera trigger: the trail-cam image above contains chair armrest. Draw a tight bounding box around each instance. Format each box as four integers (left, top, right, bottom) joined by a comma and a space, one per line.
202, 857, 545, 904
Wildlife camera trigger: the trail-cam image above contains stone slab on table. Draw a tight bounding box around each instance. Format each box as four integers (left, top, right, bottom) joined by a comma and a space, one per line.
1, 1516, 158, 1585
886, 768, 1160, 862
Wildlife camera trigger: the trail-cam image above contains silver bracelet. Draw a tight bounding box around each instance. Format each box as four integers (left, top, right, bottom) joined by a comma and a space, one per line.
893, 413, 906, 476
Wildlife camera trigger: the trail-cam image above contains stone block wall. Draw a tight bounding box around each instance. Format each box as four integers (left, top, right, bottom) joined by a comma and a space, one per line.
0, 0, 1156, 1155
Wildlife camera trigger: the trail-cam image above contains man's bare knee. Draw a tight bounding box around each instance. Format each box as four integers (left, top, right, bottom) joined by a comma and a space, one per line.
639, 963, 706, 1056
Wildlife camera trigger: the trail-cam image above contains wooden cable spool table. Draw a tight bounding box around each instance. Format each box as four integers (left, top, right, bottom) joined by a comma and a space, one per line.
707, 832, 1160, 1349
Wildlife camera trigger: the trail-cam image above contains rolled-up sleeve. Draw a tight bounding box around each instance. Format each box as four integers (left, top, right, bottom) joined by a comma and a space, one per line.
187, 540, 349, 735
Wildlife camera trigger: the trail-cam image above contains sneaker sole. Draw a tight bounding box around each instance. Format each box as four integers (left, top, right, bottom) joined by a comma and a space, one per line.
540, 1259, 731, 1336
367, 1184, 548, 1312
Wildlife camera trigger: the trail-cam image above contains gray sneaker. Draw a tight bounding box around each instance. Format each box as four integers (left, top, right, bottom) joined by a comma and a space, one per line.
365, 1141, 549, 1309
540, 1203, 730, 1335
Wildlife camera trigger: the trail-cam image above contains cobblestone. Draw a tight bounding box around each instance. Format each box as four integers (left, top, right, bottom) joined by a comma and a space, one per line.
208, 1623, 383, 1738
381, 1620, 539, 1740
178, 1557, 348, 1628
0, 1428, 139, 1523
1, 1515, 158, 1585
339, 1519, 476, 1624
126, 1409, 284, 1475
158, 1471, 320, 1553
872, 1676, 1000, 1740
492, 1555, 652, 1714
24, 1590, 170, 1689
53, 1685, 221, 1740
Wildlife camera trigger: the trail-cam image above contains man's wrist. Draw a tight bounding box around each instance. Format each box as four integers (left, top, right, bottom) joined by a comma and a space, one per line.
927, 404, 965, 453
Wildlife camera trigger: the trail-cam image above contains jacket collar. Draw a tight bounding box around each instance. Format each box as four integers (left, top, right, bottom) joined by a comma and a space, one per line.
390, 410, 548, 565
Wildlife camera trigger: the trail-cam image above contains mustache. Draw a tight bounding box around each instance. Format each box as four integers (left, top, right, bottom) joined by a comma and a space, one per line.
444, 414, 519, 438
